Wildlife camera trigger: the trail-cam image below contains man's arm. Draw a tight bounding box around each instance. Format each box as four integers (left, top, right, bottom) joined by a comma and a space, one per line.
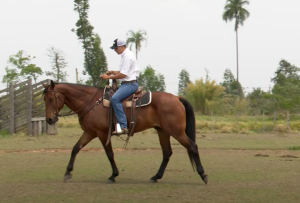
106, 70, 120, 75
101, 71, 126, 79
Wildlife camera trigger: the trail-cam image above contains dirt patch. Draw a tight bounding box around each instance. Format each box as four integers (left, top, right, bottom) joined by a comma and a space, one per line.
280, 155, 298, 158
254, 154, 269, 157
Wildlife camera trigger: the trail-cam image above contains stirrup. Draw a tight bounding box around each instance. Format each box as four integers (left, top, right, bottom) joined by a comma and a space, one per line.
112, 128, 128, 135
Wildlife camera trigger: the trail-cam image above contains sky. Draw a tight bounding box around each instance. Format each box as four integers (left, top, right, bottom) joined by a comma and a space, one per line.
0, 0, 299, 95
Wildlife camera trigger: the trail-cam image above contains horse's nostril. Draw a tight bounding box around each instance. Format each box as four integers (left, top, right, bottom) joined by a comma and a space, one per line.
48, 118, 52, 123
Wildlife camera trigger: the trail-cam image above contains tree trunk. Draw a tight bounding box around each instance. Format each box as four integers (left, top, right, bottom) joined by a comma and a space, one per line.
236, 29, 239, 83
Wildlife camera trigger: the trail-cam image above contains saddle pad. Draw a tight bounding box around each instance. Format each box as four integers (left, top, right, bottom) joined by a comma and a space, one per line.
103, 86, 152, 108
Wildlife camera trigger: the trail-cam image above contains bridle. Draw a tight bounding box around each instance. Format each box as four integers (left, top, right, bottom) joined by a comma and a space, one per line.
44, 87, 67, 119
44, 86, 107, 119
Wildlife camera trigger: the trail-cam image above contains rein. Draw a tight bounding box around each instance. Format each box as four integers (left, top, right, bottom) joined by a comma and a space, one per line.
45, 83, 107, 119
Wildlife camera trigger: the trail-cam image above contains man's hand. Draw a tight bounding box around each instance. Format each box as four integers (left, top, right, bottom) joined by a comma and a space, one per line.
100, 74, 110, 79
106, 71, 112, 75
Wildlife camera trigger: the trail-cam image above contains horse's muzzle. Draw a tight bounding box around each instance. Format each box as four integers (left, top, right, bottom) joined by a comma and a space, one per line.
46, 116, 58, 125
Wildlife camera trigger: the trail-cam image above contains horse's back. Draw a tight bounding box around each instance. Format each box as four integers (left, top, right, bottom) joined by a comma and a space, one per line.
133, 91, 185, 132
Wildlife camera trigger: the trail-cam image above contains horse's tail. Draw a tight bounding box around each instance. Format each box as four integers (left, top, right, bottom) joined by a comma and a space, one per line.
179, 97, 196, 170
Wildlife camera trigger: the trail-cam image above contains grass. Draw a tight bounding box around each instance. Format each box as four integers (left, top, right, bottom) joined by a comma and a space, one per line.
1, 116, 300, 202
49, 115, 300, 134
1, 127, 300, 203
288, 146, 300, 150
1, 141, 300, 203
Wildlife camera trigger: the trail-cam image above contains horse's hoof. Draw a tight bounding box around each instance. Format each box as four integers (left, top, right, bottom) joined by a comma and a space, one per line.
203, 175, 208, 184
107, 179, 115, 184
149, 179, 157, 183
64, 174, 72, 182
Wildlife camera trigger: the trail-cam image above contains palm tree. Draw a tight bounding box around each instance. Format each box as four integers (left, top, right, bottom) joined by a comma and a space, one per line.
126, 30, 147, 60
223, 0, 250, 82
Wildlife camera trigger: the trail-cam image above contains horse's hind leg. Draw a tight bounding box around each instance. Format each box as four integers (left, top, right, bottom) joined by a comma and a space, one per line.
99, 136, 119, 183
172, 131, 207, 184
64, 131, 95, 182
150, 128, 172, 183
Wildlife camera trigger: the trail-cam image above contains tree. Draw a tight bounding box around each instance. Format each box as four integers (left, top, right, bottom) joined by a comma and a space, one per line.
138, 66, 166, 92
271, 59, 300, 85
126, 30, 147, 60
2, 67, 20, 85
178, 69, 191, 96
84, 34, 108, 87
271, 59, 300, 130
73, 0, 107, 86
220, 69, 244, 97
223, 0, 250, 82
184, 78, 225, 114
46, 47, 68, 82
2, 50, 42, 84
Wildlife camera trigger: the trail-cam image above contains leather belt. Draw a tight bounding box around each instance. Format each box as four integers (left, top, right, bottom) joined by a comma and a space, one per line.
121, 80, 137, 84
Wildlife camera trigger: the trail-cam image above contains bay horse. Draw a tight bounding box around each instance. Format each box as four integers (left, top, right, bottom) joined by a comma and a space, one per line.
42, 80, 207, 184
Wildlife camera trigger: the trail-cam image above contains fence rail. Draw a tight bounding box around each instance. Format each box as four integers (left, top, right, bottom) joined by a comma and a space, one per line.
0, 79, 57, 135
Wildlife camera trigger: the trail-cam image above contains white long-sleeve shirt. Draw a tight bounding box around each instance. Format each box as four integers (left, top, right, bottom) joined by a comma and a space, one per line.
119, 48, 139, 82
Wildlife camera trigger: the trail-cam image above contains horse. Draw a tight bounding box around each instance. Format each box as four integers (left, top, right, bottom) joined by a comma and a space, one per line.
42, 80, 208, 184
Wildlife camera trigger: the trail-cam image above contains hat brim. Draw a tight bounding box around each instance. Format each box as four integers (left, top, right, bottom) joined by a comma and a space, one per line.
110, 45, 117, 49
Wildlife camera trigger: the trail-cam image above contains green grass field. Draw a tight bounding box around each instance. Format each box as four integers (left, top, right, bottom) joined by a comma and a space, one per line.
1, 122, 300, 203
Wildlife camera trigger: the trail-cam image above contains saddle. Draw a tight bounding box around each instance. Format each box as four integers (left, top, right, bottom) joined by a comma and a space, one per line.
104, 79, 152, 145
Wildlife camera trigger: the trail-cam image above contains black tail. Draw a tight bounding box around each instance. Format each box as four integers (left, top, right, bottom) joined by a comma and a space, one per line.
179, 97, 196, 170
179, 97, 196, 142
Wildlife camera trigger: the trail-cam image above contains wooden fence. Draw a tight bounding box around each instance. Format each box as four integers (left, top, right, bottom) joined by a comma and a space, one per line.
0, 79, 57, 135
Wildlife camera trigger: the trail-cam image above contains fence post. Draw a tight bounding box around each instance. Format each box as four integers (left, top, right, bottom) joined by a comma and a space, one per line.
9, 83, 14, 134
27, 79, 32, 135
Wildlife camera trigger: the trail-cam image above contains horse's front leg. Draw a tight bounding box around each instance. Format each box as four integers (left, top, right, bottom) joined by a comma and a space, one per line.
99, 134, 119, 183
64, 131, 95, 182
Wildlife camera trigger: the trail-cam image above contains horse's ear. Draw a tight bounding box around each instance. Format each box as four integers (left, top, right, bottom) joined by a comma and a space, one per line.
50, 80, 55, 89
42, 83, 47, 88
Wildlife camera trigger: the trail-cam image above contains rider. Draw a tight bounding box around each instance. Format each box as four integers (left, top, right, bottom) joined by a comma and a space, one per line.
100, 38, 139, 135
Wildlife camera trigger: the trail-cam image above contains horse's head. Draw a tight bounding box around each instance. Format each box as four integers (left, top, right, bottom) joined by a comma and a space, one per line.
42, 80, 65, 125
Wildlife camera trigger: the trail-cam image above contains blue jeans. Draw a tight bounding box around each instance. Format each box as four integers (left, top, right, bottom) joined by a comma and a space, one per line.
111, 82, 138, 129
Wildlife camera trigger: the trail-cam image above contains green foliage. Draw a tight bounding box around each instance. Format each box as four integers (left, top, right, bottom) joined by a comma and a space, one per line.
184, 78, 225, 114
2, 50, 42, 84
271, 60, 300, 112
126, 30, 147, 60
287, 146, 300, 150
178, 69, 190, 96
138, 66, 166, 92
233, 96, 250, 116
46, 47, 68, 82
271, 59, 300, 85
2, 67, 20, 84
73, 0, 107, 86
220, 69, 244, 97
222, 0, 250, 31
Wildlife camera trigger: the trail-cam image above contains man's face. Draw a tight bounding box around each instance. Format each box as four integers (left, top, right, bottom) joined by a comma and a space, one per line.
114, 46, 125, 55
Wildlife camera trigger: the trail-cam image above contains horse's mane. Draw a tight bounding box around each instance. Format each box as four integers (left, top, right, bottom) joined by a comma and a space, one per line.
42, 82, 104, 96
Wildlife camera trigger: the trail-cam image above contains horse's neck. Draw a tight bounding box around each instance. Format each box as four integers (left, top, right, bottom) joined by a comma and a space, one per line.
57, 85, 98, 112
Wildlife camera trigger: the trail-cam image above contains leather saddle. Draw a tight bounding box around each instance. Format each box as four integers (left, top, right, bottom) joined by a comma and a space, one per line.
104, 79, 151, 146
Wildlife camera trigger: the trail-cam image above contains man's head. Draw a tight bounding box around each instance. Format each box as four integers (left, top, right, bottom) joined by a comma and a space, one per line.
110, 39, 126, 55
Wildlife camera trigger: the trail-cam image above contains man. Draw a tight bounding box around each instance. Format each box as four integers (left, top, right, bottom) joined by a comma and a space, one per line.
100, 39, 139, 135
